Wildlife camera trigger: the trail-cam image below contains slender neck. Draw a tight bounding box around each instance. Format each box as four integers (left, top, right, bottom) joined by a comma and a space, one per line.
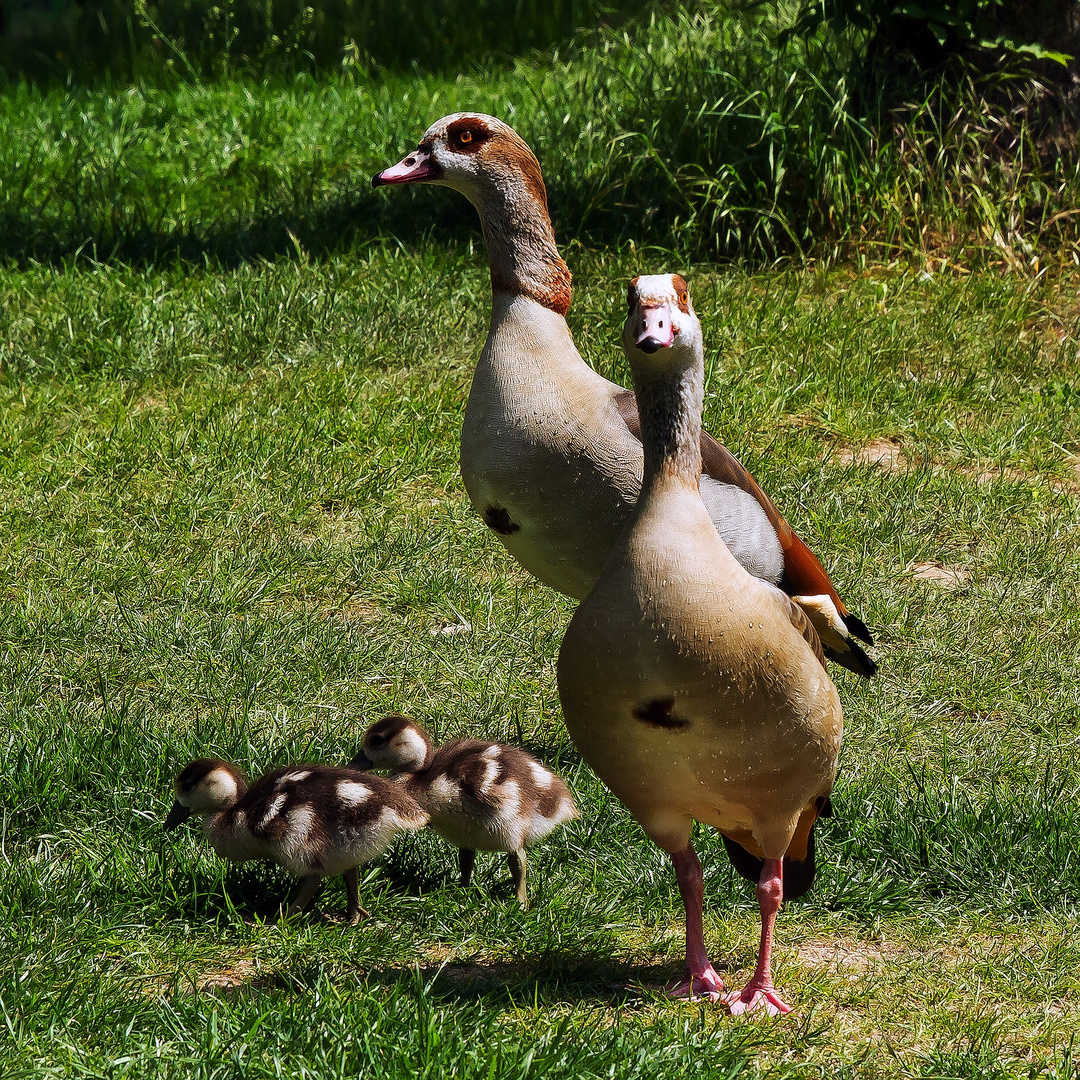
468, 176, 572, 317
633, 354, 704, 490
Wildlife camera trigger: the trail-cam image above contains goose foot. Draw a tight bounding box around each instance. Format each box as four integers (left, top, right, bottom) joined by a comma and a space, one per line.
724, 984, 790, 1016
725, 857, 790, 1016
665, 965, 726, 1002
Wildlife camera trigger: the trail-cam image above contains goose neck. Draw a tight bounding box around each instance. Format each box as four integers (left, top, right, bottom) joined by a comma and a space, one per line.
633, 358, 704, 491
471, 178, 572, 317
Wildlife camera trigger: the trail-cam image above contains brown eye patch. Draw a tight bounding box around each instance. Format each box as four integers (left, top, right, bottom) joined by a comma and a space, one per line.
446, 117, 492, 153
627, 277, 639, 311
671, 274, 690, 313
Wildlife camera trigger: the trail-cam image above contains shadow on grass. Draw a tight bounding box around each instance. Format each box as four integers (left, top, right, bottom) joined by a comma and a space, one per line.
366, 956, 677, 1007
175, 949, 682, 1008
164, 853, 449, 925
0, 188, 489, 270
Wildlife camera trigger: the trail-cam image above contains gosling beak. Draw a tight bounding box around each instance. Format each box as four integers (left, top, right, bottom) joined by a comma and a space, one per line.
163, 800, 192, 831
372, 144, 443, 187
635, 304, 676, 353
346, 750, 375, 771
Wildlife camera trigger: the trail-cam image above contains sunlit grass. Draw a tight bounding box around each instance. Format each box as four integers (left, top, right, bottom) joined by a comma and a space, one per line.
1, 245, 1078, 1076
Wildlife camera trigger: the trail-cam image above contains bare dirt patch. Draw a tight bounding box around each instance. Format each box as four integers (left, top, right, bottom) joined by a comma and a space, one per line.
131, 394, 168, 414
831, 439, 1078, 495
958, 462, 1079, 494
196, 958, 261, 994
793, 938, 895, 978
833, 438, 907, 472
906, 562, 970, 589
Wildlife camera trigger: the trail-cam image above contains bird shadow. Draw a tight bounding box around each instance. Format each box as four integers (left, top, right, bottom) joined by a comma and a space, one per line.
347, 953, 691, 1009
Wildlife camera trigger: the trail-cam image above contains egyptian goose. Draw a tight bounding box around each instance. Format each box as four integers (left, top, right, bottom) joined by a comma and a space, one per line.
164, 759, 429, 923
373, 114, 874, 677
557, 275, 843, 1014
348, 715, 577, 909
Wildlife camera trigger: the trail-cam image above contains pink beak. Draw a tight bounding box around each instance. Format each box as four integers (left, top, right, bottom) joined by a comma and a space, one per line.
635, 304, 676, 353
371, 145, 443, 187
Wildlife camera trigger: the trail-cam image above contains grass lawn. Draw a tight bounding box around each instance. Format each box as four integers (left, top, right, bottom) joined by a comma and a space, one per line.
2, 237, 1078, 1077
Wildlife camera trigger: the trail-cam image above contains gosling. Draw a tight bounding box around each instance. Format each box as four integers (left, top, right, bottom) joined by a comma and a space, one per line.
164, 758, 429, 923
349, 716, 576, 908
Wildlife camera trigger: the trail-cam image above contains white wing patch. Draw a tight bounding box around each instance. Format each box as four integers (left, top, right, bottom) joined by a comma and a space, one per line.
478, 755, 500, 795
286, 805, 315, 844
337, 780, 372, 807
528, 761, 554, 789
279, 770, 312, 785
430, 773, 462, 804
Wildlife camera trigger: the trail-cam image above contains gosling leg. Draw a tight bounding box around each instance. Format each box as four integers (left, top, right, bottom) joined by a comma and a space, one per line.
507, 849, 528, 910
342, 867, 370, 926
283, 874, 322, 920
459, 847, 476, 887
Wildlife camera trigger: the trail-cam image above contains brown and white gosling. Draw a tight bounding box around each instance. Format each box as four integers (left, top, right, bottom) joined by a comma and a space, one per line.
348, 716, 577, 909
164, 759, 429, 924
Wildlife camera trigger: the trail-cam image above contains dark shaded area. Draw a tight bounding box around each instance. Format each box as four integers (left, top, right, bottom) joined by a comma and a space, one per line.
0, 0, 644, 85
0, 182, 482, 269
787, 0, 1080, 138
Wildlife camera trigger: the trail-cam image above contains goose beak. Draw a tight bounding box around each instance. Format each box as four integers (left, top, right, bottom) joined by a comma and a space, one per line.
635, 304, 676, 353
372, 144, 443, 187
163, 800, 192, 830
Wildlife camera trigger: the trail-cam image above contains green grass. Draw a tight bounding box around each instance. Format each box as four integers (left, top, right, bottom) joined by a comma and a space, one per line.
2, 6, 1079, 1072
2, 241, 1079, 1077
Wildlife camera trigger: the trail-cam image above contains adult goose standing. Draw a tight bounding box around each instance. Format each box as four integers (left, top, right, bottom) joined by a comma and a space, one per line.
349, 714, 577, 909
373, 113, 874, 677
164, 759, 429, 924
557, 275, 843, 1014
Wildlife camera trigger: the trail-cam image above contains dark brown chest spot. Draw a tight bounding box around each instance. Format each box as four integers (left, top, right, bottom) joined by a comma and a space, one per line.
483, 504, 520, 536
633, 697, 690, 730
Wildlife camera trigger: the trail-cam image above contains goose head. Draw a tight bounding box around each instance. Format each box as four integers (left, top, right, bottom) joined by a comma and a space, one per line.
164, 759, 246, 829
622, 274, 702, 365
372, 113, 548, 209
349, 715, 433, 774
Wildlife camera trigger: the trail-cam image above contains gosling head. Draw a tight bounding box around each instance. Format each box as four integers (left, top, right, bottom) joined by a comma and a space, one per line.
164, 759, 246, 830
348, 715, 433, 774
622, 274, 702, 366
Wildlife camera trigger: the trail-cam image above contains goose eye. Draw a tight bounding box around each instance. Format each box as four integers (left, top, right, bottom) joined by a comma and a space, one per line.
459, 130, 473, 144
681, 291, 688, 306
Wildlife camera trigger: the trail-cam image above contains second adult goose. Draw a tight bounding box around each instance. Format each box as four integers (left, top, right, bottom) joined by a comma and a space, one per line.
557, 275, 843, 1014
349, 715, 577, 908
373, 114, 874, 676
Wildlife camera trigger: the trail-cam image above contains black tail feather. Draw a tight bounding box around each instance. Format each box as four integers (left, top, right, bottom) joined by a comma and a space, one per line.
823, 635, 877, 678
842, 611, 874, 646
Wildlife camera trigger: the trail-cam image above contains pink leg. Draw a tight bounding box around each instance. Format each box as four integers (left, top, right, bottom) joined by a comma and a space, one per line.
665, 845, 725, 1001
725, 857, 791, 1016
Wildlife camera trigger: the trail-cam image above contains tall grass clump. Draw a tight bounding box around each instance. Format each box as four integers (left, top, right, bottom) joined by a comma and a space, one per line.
522, 6, 1080, 264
